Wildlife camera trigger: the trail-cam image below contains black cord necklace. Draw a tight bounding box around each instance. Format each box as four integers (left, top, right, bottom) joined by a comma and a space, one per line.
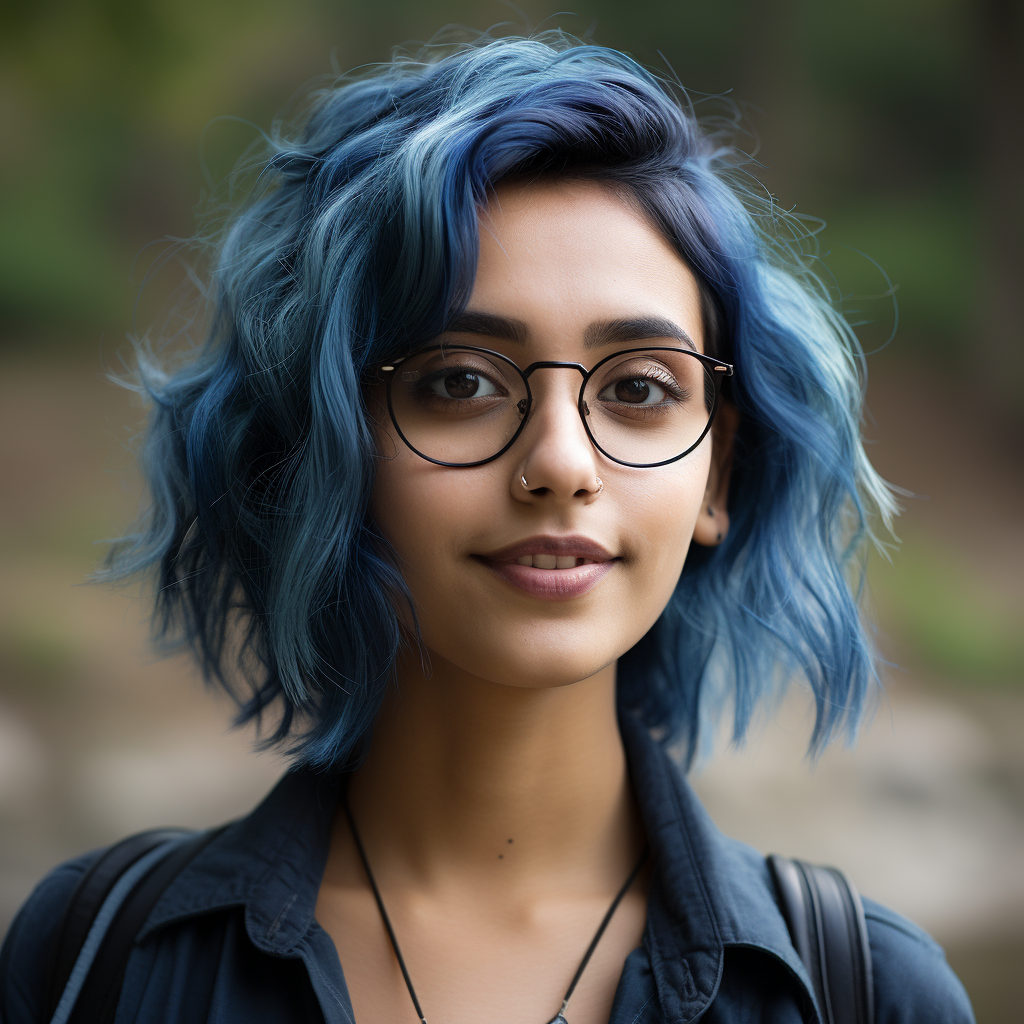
341, 794, 648, 1024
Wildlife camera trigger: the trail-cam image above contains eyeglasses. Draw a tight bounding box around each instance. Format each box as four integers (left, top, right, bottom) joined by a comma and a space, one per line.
378, 344, 734, 469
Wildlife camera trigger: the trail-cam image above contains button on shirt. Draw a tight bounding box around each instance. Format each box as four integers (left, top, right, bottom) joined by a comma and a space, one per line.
1, 714, 974, 1023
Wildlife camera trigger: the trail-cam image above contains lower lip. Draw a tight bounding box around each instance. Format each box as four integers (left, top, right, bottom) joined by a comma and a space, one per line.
479, 559, 615, 600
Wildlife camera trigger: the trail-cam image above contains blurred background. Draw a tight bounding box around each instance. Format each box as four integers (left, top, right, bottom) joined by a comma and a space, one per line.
0, 0, 1021, 1019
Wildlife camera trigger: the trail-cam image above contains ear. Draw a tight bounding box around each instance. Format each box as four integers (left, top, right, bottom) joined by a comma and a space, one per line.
692, 401, 739, 548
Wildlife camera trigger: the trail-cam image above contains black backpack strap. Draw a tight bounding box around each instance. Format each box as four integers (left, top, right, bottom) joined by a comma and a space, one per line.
46, 826, 225, 1024
66, 827, 223, 1024
45, 829, 186, 1021
767, 854, 874, 1024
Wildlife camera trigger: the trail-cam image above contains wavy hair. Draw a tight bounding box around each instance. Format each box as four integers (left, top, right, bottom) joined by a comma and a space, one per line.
103, 32, 897, 769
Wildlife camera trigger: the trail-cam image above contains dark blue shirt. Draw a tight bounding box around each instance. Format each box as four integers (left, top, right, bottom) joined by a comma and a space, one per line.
1, 714, 974, 1023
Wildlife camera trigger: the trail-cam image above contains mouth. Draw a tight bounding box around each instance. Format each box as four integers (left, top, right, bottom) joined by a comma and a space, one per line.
508, 554, 601, 568
474, 535, 618, 600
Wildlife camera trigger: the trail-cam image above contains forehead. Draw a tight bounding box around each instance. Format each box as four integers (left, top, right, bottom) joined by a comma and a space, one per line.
472, 178, 704, 351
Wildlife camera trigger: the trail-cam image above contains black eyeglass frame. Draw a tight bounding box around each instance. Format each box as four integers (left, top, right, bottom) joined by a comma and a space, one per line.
379, 344, 735, 469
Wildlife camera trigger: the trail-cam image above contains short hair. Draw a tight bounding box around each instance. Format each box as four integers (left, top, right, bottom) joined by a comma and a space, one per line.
103, 32, 897, 769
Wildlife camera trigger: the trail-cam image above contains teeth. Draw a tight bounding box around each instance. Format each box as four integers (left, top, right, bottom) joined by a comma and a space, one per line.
513, 555, 598, 569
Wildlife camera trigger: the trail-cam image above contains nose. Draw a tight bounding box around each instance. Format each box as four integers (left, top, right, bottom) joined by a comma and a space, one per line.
512, 369, 604, 503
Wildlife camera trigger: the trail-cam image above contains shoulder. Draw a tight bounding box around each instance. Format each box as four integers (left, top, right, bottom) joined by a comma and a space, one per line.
0, 848, 105, 1024
862, 898, 975, 1024
705, 832, 977, 1023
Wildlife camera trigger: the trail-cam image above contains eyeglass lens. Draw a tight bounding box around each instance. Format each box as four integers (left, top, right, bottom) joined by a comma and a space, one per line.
387, 346, 717, 467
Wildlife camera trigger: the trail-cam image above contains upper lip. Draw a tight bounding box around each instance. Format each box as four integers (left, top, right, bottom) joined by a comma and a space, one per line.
478, 534, 616, 563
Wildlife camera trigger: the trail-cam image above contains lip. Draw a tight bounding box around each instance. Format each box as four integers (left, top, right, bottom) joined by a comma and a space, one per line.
480, 534, 615, 563
475, 534, 617, 601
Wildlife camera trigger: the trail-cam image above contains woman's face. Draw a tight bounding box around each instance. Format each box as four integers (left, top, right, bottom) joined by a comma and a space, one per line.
371, 178, 732, 690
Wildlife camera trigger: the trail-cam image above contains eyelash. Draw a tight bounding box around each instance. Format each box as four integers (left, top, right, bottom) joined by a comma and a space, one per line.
603, 366, 688, 401
417, 366, 507, 396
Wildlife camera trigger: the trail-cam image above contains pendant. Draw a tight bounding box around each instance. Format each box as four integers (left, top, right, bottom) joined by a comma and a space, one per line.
545, 1016, 569, 1024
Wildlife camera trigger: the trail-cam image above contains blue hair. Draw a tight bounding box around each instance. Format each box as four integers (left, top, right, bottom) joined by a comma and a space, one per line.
103, 32, 896, 769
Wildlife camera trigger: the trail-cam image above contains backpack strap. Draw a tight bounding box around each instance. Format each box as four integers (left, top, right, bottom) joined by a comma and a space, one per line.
766, 854, 874, 1024
46, 826, 224, 1024
45, 829, 187, 1022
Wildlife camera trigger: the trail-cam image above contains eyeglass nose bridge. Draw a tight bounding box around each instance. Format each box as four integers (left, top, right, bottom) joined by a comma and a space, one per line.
520, 360, 593, 423
515, 360, 592, 423
521, 360, 589, 379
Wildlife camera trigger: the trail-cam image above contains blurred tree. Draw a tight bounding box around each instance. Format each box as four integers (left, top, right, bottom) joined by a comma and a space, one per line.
977, 0, 1024, 424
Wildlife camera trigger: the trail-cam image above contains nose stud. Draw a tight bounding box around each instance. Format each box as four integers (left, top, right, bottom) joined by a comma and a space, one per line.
520, 475, 604, 494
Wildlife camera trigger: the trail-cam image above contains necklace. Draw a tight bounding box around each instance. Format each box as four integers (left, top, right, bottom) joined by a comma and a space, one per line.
341, 795, 648, 1024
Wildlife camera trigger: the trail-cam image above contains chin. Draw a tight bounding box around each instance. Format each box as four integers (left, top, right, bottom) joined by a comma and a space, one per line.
427, 622, 627, 690
487, 658, 614, 691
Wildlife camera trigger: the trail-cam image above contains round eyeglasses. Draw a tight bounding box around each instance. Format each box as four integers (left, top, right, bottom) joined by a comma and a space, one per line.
378, 344, 734, 469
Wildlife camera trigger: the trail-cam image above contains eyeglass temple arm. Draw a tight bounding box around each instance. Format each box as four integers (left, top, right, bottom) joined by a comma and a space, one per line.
378, 350, 734, 382
379, 356, 735, 376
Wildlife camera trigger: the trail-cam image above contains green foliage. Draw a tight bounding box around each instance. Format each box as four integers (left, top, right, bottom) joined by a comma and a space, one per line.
823, 189, 978, 349
870, 535, 1024, 685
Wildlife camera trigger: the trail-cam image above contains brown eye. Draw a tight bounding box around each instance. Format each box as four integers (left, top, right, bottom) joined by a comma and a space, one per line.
445, 372, 481, 397
614, 378, 652, 404
427, 370, 500, 400
599, 376, 671, 407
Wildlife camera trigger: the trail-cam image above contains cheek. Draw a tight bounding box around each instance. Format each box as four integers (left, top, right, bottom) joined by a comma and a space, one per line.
373, 461, 438, 562
370, 405, 450, 552
618, 453, 709, 610
371, 448, 499, 588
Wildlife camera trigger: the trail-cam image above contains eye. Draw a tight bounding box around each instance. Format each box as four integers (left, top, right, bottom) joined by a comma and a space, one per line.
598, 375, 672, 406
428, 369, 501, 400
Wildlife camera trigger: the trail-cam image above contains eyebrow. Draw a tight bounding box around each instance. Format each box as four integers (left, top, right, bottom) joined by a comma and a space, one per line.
445, 311, 698, 351
445, 311, 529, 345
583, 316, 697, 352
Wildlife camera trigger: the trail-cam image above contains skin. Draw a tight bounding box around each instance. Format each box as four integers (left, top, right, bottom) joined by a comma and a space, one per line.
315, 178, 737, 1024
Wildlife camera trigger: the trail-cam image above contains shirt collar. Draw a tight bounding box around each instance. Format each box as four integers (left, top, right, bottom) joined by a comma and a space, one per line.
141, 716, 815, 1019
139, 763, 339, 953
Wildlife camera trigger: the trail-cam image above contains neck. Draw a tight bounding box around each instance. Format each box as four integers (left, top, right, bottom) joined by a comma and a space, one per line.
345, 647, 642, 893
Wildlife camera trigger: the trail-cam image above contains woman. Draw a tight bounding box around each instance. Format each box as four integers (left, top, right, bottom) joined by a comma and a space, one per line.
1, 33, 973, 1023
